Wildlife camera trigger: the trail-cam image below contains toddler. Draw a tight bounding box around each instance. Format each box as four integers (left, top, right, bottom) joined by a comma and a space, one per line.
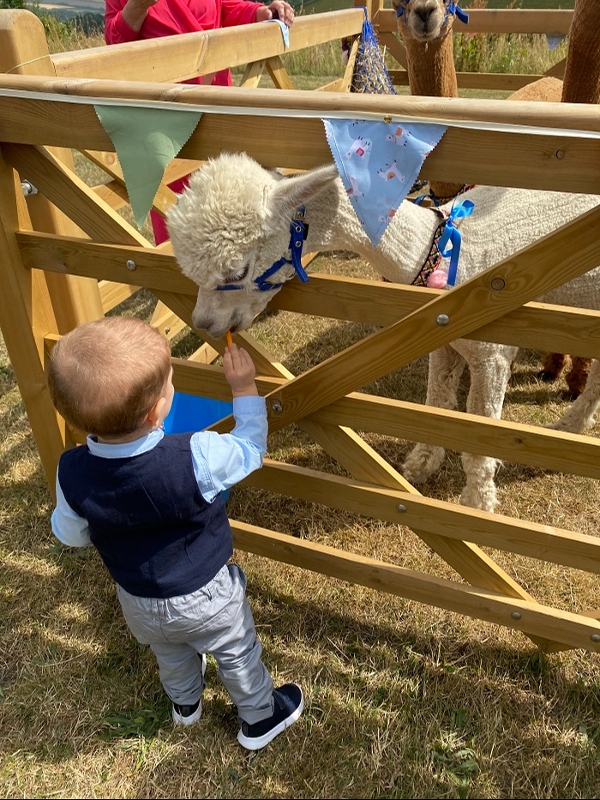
47, 315, 303, 750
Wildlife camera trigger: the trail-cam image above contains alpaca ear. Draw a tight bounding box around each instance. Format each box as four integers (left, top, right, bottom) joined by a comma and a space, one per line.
268, 164, 339, 217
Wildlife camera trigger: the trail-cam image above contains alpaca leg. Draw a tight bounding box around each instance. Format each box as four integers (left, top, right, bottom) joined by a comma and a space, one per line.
459, 346, 516, 513
538, 352, 570, 383
548, 359, 600, 432
402, 345, 466, 484
564, 356, 592, 400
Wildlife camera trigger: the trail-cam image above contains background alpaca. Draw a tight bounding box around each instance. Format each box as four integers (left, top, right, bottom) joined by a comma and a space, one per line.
392, 0, 597, 398
391, 0, 567, 191
392, 0, 464, 200
167, 152, 600, 513
529, 0, 600, 396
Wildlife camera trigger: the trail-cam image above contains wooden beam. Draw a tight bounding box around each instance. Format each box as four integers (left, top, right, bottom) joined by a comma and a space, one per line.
3, 73, 600, 132
98, 280, 139, 312
17, 231, 195, 293
308, 394, 600, 481
171, 358, 600, 481
546, 57, 567, 79
49, 11, 365, 83
265, 56, 295, 90
231, 521, 600, 653
17, 233, 600, 360
0, 148, 66, 488
378, 31, 408, 71
339, 37, 359, 93
4, 144, 150, 247
377, 8, 573, 36
3, 83, 600, 193
315, 79, 345, 93
239, 60, 266, 89
246, 460, 600, 575
269, 273, 600, 360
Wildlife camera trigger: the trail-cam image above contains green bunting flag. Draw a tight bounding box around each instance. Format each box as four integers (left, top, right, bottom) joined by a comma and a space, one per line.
94, 105, 202, 228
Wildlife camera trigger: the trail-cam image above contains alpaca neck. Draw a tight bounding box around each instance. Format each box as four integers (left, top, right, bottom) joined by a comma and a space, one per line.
304, 181, 439, 284
399, 17, 462, 199
400, 19, 458, 98
561, 0, 600, 104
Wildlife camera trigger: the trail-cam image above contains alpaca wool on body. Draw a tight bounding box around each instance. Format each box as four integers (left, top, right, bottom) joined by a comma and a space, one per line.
167, 150, 600, 513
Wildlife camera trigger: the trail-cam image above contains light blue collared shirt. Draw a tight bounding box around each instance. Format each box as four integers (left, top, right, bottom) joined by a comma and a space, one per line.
51, 395, 267, 549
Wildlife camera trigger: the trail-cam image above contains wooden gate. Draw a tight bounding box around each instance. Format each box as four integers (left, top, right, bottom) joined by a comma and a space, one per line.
1, 6, 600, 655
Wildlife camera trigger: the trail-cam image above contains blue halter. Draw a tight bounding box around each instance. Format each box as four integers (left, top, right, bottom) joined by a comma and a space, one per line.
215, 209, 309, 293
396, 1, 469, 25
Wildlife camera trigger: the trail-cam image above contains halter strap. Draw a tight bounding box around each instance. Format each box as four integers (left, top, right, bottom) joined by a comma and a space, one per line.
412, 183, 475, 208
396, 1, 469, 25
215, 208, 309, 292
410, 210, 449, 287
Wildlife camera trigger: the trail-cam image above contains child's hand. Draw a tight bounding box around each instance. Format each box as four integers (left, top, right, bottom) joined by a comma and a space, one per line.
223, 343, 258, 397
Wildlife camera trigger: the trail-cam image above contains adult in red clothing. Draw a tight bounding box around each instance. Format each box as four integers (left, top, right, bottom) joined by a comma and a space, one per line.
104, 0, 295, 241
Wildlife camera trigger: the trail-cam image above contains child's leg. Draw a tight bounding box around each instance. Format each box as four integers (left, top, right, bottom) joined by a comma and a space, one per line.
149, 641, 206, 707
189, 563, 275, 724
116, 585, 205, 708
200, 564, 304, 751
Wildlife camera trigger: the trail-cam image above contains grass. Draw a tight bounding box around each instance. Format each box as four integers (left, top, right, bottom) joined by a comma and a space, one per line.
2, 6, 600, 800
3, 256, 600, 799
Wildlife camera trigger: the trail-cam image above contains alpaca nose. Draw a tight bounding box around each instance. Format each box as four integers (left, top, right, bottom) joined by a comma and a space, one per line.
416, 6, 434, 24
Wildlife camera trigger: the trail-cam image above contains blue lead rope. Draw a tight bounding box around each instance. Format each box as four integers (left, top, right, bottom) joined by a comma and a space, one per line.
437, 198, 474, 286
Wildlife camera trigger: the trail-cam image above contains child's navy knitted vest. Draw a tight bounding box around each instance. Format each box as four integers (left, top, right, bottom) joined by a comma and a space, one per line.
58, 433, 231, 598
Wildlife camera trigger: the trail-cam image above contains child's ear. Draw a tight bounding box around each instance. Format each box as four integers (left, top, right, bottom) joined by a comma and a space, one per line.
146, 396, 167, 428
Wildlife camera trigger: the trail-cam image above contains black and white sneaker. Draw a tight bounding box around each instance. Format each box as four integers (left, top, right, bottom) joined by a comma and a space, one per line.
172, 653, 207, 727
237, 683, 304, 750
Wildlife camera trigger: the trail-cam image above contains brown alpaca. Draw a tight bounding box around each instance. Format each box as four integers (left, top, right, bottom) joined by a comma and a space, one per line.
393, 0, 597, 398
511, 0, 599, 397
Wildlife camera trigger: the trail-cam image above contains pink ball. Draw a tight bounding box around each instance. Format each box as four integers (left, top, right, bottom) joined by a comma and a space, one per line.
427, 270, 448, 289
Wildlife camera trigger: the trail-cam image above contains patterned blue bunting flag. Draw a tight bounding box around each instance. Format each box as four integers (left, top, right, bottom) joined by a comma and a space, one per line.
323, 118, 447, 246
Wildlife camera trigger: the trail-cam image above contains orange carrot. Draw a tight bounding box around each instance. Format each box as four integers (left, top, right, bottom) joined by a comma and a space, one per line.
225, 330, 233, 347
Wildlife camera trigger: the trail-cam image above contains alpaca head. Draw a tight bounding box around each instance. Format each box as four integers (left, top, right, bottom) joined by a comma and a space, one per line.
167, 152, 339, 338
392, 0, 453, 42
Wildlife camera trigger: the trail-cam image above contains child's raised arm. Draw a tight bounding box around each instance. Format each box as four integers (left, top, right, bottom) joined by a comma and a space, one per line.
223, 343, 258, 398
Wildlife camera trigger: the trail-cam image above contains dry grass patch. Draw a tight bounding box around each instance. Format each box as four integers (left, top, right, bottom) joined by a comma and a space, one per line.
2, 243, 600, 797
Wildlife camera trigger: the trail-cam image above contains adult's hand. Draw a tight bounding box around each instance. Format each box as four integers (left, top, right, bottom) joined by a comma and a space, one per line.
121, 0, 160, 32
255, 1, 295, 27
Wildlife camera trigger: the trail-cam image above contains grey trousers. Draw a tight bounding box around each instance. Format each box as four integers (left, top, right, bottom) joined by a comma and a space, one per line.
116, 563, 274, 724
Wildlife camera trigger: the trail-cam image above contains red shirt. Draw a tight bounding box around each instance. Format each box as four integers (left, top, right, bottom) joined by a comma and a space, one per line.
104, 0, 261, 85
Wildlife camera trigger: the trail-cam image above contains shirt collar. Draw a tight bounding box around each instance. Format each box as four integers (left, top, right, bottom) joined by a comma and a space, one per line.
86, 427, 164, 458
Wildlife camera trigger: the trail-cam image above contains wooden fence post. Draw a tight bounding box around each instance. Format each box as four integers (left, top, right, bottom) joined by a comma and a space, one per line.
0, 9, 105, 333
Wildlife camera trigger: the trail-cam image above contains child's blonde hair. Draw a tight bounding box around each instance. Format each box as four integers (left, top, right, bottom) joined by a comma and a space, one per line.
47, 316, 172, 438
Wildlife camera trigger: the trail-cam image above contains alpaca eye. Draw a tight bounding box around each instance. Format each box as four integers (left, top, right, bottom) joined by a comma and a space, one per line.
223, 264, 250, 284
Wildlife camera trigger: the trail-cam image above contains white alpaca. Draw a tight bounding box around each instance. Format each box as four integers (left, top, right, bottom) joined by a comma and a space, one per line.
167, 152, 600, 512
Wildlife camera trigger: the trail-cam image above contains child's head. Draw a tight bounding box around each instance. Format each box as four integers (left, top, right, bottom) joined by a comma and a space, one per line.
47, 316, 172, 438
